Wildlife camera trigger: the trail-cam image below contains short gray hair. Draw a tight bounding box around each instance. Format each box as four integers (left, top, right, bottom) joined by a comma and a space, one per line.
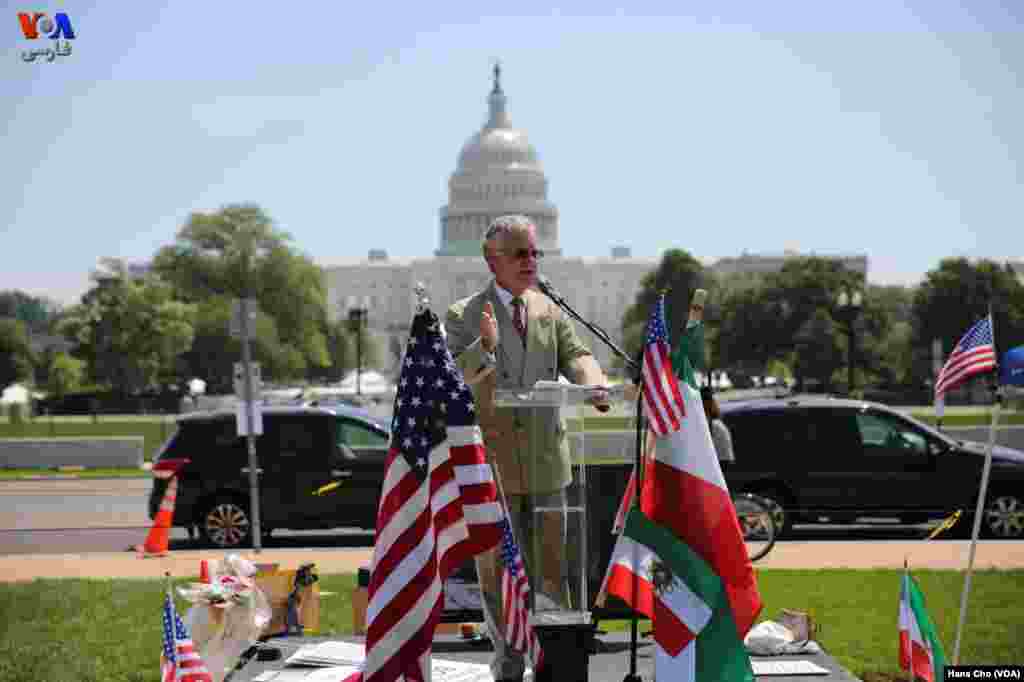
483, 214, 535, 255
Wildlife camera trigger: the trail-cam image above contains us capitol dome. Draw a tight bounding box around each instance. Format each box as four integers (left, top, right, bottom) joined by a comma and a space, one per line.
437, 64, 561, 258
322, 67, 660, 371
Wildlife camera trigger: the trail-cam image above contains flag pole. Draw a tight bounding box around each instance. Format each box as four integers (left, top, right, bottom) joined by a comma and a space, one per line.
904, 560, 914, 682
623, 348, 646, 682
952, 310, 999, 665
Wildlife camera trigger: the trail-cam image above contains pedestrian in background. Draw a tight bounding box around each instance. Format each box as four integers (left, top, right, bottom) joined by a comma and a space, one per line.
701, 385, 734, 468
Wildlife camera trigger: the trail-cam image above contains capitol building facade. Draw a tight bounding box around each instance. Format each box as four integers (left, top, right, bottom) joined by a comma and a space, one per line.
324, 70, 659, 370
323, 69, 868, 372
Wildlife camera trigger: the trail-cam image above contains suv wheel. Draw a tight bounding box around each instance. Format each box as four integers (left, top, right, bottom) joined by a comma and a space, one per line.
983, 492, 1024, 539
201, 496, 252, 548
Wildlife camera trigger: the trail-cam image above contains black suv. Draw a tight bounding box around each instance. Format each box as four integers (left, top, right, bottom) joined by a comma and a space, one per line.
720, 396, 1024, 538
148, 404, 391, 548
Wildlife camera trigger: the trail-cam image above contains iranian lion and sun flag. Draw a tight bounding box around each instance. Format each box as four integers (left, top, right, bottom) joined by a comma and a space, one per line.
605, 294, 763, 681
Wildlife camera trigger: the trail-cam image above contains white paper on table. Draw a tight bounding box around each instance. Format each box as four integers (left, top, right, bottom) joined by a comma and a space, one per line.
430, 657, 492, 682
751, 659, 830, 676
271, 671, 319, 682
304, 665, 362, 681
285, 640, 365, 667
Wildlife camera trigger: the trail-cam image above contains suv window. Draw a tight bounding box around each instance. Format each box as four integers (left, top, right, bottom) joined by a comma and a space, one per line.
259, 416, 330, 460
856, 411, 929, 456
337, 418, 389, 451
725, 409, 808, 464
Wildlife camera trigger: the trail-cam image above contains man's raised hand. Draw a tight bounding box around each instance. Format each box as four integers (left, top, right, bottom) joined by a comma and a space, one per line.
481, 301, 498, 352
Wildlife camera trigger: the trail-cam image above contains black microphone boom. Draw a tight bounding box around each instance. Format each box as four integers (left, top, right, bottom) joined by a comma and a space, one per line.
535, 275, 639, 375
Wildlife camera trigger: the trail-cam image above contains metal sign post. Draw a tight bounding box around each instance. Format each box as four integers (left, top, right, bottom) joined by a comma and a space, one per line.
232, 298, 263, 552
932, 338, 944, 430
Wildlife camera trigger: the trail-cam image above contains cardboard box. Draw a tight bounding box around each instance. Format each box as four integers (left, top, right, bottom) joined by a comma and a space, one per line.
255, 564, 320, 637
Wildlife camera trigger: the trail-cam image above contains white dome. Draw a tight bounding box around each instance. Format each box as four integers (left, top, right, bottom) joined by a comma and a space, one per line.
457, 116, 542, 174
455, 67, 543, 174
437, 66, 560, 257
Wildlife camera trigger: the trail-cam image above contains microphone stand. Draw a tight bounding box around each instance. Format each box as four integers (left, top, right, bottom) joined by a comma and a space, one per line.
538, 282, 647, 682
538, 283, 640, 377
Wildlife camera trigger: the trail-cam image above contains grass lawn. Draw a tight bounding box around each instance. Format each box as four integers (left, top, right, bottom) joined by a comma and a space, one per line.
0, 569, 1021, 681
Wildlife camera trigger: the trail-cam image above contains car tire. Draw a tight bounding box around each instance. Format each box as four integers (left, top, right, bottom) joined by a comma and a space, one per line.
982, 491, 1024, 539
201, 496, 252, 549
747, 488, 791, 538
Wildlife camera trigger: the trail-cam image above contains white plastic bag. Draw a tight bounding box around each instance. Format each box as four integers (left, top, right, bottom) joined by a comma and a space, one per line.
744, 620, 795, 655
177, 553, 272, 681
744, 620, 822, 656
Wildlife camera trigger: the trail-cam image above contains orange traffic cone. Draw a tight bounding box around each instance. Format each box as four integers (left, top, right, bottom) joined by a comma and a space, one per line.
136, 476, 178, 558
199, 559, 210, 583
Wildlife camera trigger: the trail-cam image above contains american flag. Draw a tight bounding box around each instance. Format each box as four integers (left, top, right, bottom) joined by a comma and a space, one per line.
360, 308, 504, 682
935, 316, 997, 396
499, 517, 543, 671
641, 295, 686, 436
612, 295, 685, 531
161, 591, 213, 682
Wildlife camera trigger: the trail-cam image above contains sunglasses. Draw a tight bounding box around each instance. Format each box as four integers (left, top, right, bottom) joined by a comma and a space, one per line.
499, 248, 545, 261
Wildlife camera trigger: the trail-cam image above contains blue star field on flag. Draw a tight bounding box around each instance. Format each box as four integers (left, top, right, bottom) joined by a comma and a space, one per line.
390, 310, 475, 480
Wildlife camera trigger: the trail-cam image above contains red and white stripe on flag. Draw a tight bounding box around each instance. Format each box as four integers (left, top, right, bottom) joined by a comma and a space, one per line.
935, 316, 997, 396
362, 427, 503, 682
641, 297, 686, 436
499, 516, 543, 670
359, 308, 503, 682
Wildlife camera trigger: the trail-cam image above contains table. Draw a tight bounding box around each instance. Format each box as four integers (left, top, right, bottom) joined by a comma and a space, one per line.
230, 632, 862, 682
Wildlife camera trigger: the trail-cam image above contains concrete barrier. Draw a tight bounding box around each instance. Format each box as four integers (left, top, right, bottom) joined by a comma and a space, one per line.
0, 437, 144, 469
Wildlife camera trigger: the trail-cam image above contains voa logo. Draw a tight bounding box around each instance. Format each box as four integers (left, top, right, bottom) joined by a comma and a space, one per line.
17, 11, 76, 40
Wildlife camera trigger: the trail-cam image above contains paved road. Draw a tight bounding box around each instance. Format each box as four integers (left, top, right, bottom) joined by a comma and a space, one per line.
0, 478, 375, 554
3, 478, 1023, 564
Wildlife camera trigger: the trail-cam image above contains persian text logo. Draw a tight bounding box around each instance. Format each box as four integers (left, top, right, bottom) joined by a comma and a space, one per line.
17, 11, 74, 62
17, 11, 75, 39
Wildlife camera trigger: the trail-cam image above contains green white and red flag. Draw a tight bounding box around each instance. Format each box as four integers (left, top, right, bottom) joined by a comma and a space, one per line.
639, 377, 763, 639
899, 569, 947, 682
607, 509, 754, 681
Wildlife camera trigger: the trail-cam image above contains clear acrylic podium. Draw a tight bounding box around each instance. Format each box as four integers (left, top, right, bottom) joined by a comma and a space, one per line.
493, 381, 636, 682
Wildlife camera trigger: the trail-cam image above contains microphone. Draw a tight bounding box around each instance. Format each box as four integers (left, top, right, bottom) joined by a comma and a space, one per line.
536, 275, 563, 303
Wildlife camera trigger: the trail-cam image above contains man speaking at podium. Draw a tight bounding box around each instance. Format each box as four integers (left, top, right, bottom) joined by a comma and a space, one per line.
446, 214, 609, 682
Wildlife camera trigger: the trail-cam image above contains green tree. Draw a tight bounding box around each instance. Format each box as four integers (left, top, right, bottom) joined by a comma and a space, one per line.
910, 258, 1024, 386
0, 318, 35, 388
151, 204, 331, 381
0, 290, 62, 335
714, 257, 883, 391
57, 260, 196, 393
859, 285, 914, 386
46, 352, 85, 398
181, 296, 307, 392
621, 249, 715, 361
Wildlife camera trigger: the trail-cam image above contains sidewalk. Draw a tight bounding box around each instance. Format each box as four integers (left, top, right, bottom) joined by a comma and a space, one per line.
2, 540, 1022, 582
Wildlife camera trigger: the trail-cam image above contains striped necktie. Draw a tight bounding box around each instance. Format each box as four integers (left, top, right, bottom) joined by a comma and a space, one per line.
511, 297, 526, 344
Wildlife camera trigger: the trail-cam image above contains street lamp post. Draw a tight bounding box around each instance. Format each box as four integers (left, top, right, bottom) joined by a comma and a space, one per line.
348, 307, 368, 396
835, 289, 863, 397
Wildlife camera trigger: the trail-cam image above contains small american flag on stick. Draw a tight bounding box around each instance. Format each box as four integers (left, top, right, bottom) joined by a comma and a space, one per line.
935, 316, 997, 396
499, 517, 543, 670
161, 590, 213, 682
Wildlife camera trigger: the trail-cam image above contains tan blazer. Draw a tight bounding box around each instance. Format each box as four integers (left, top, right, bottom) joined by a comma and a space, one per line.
445, 283, 605, 494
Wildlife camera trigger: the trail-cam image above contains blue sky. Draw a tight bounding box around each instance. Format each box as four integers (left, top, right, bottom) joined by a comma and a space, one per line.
3, 1, 1022, 305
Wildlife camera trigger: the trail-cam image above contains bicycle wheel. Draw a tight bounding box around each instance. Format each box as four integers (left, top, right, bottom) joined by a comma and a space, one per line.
733, 493, 777, 562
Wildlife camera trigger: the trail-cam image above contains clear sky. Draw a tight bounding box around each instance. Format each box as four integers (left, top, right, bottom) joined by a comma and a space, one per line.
3, 1, 1022, 305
